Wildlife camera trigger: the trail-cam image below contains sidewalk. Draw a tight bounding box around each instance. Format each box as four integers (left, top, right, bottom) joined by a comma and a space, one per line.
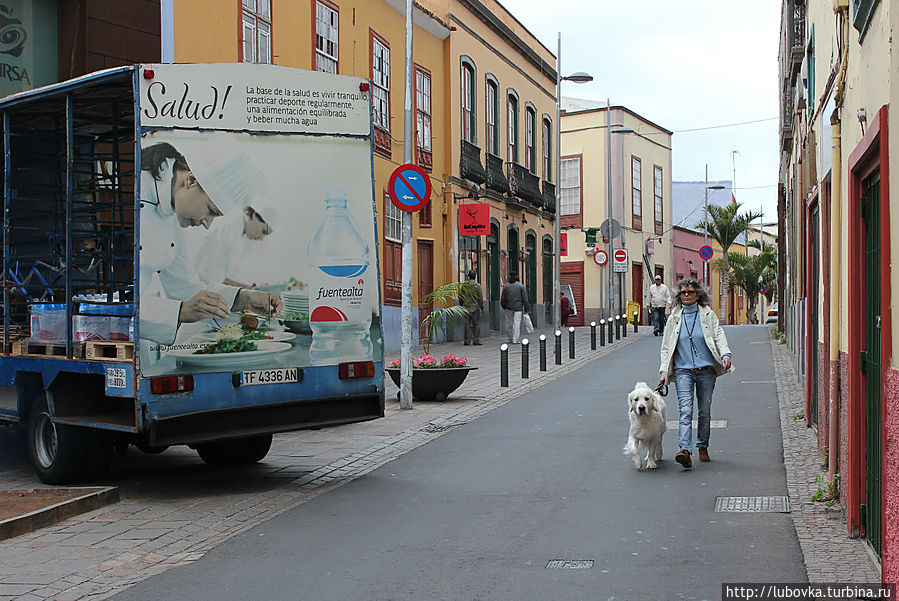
0, 323, 882, 600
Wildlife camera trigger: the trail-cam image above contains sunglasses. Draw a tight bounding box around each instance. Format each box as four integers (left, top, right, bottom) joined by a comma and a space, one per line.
679, 290, 697, 296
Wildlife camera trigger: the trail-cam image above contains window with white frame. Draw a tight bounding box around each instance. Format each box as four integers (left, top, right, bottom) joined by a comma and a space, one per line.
416, 68, 431, 151
371, 35, 390, 131
461, 62, 475, 143
631, 156, 642, 218
507, 93, 518, 162
525, 107, 536, 172
384, 194, 402, 242
560, 157, 580, 216
542, 118, 552, 181
242, 0, 271, 64
315, 1, 338, 73
653, 165, 663, 228
486, 79, 498, 155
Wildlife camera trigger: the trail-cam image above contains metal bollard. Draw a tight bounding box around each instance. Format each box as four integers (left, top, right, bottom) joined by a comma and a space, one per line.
568, 326, 575, 359
554, 330, 562, 365
590, 321, 597, 350
622, 313, 627, 338
521, 338, 529, 379
615, 315, 621, 340
500, 343, 509, 387
633, 311, 639, 333
539, 335, 547, 371
608, 317, 614, 344
599, 320, 606, 347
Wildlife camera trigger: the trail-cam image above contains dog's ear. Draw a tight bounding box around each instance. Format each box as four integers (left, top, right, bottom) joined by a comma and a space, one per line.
650, 391, 662, 412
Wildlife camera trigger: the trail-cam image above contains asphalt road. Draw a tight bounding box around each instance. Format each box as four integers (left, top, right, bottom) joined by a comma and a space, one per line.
112, 325, 805, 601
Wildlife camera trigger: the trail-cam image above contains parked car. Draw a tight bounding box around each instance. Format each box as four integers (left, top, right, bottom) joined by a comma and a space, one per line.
766, 302, 779, 324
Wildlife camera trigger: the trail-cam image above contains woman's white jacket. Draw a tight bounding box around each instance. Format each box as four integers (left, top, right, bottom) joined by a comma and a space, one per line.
658, 304, 735, 377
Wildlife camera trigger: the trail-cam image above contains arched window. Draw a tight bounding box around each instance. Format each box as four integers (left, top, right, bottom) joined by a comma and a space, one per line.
485, 75, 499, 156
461, 58, 476, 143
542, 116, 552, 182
507, 90, 519, 163
525, 104, 537, 172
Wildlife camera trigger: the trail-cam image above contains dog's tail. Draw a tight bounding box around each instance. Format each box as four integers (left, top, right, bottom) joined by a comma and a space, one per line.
622, 439, 636, 455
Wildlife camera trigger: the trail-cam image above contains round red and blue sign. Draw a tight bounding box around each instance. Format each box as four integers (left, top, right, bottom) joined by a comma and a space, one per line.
699, 245, 714, 261
388, 164, 432, 213
760, 283, 769, 294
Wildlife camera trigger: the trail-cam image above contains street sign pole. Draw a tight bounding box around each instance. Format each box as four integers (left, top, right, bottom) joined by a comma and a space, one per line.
400, 0, 414, 410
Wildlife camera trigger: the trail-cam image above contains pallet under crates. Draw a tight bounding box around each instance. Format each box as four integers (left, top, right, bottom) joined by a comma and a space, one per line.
9, 339, 133, 361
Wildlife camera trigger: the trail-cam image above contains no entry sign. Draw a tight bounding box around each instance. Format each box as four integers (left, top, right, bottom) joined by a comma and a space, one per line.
612, 248, 628, 273
699, 245, 714, 261
388, 164, 431, 212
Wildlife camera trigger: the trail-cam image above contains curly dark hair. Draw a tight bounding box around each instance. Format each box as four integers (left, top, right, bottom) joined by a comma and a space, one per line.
673, 277, 710, 307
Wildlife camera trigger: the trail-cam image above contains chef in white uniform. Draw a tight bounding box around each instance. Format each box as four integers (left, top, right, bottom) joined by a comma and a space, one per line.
195, 198, 277, 289
138, 134, 282, 347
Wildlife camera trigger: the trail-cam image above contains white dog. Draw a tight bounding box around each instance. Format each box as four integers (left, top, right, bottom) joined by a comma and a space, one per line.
623, 382, 667, 470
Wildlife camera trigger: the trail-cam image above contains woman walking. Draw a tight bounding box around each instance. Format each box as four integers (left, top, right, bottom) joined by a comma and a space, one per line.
658, 278, 734, 469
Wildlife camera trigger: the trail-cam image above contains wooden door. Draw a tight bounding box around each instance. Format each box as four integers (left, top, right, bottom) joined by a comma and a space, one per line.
417, 241, 433, 344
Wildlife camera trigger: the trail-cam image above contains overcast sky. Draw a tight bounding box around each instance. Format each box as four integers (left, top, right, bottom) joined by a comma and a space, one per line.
504, 0, 781, 223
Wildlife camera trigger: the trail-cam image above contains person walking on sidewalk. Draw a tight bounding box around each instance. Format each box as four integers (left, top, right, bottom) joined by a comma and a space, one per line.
460, 270, 484, 346
658, 278, 734, 469
500, 273, 529, 344
560, 292, 571, 327
647, 275, 672, 336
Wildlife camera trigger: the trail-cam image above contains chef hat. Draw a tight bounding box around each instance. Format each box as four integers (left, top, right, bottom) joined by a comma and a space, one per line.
249, 195, 279, 231
180, 133, 262, 215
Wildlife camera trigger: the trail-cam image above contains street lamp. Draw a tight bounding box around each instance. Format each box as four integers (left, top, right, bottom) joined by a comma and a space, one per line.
554, 33, 593, 330
703, 163, 725, 288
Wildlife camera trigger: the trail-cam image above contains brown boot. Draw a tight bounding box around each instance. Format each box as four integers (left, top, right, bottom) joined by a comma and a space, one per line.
675, 449, 692, 469
697, 447, 710, 462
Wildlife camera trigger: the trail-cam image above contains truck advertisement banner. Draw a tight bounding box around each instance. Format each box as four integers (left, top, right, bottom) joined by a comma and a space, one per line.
137, 65, 380, 377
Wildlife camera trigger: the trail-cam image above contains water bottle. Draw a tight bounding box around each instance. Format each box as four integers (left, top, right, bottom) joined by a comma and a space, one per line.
307, 189, 373, 365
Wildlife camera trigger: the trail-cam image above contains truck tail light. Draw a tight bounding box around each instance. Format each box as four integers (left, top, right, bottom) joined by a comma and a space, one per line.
150, 375, 194, 394
338, 361, 374, 380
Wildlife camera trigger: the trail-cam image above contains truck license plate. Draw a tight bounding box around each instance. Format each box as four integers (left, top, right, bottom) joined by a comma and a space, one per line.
241, 368, 300, 386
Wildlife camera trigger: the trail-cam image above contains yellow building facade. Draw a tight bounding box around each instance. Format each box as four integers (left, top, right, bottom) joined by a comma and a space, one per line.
169, 0, 558, 346
560, 105, 673, 325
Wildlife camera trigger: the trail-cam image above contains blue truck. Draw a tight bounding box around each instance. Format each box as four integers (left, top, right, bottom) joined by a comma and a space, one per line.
0, 63, 385, 483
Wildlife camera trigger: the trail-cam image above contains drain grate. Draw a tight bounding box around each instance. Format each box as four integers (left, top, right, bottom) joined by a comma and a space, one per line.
739, 380, 775, 384
545, 559, 594, 569
715, 496, 790, 513
419, 423, 464, 433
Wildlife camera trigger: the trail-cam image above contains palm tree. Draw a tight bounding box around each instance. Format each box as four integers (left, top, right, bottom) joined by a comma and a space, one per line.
728, 240, 777, 324
695, 202, 763, 324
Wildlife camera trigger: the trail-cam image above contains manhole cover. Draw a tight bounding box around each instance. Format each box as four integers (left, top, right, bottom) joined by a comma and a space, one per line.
715, 496, 790, 513
545, 559, 594, 569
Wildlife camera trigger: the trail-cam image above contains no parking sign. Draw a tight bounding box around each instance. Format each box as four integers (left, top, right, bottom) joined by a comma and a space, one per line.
388, 164, 431, 212
699, 245, 714, 261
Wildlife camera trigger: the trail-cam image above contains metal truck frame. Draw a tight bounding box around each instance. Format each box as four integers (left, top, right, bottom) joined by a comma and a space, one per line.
0, 64, 385, 484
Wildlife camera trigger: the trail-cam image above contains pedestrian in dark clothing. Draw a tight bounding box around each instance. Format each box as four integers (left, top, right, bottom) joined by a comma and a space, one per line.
500, 274, 528, 344
460, 270, 484, 345
560, 293, 571, 327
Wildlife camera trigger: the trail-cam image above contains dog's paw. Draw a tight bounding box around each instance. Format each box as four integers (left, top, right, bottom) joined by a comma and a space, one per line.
646, 461, 658, 469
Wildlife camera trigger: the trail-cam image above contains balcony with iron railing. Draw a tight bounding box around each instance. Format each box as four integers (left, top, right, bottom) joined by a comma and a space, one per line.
507, 162, 542, 209
542, 181, 555, 214
459, 139, 487, 185
485, 152, 509, 195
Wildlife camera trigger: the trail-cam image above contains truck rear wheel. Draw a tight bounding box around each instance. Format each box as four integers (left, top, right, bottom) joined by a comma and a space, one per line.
195, 434, 273, 466
27, 395, 92, 484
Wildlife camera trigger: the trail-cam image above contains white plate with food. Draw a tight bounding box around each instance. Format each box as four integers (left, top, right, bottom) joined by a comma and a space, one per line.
167, 341, 292, 367
197, 330, 296, 344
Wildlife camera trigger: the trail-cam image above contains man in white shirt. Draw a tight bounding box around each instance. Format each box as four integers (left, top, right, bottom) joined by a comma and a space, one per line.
647, 275, 673, 336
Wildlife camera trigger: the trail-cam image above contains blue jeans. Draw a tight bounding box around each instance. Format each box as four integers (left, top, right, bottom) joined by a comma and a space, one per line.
651, 307, 667, 334
673, 367, 717, 451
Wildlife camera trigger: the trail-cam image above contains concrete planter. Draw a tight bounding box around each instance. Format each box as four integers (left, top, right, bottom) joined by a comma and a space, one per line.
385, 367, 477, 402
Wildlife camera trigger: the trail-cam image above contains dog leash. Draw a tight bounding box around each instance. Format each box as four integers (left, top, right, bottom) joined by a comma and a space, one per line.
655, 382, 668, 397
